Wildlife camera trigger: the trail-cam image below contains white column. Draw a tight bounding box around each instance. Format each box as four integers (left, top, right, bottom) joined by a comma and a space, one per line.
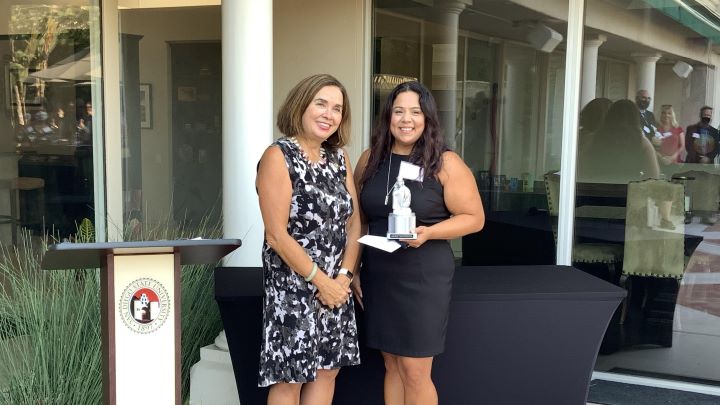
431, 0, 471, 149
555, 0, 585, 266
100, 0, 122, 241
222, 0, 272, 267
191, 3, 273, 403
632, 53, 661, 111
580, 34, 606, 108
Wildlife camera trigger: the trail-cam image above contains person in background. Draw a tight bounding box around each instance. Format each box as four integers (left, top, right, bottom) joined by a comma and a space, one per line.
354, 81, 484, 405
33, 110, 52, 141
685, 106, 719, 164
652, 104, 685, 165
255, 74, 361, 405
51, 106, 75, 140
636, 89, 659, 141
578, 97, 612, 156
577, 99, 660, 183
76, 101, 93, 143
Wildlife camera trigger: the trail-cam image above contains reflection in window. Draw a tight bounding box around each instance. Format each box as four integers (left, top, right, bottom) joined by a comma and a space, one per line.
1, 3, 100, 245
374, 0, 569, 265
118, 6, 222, 235
577, 0, 720, 389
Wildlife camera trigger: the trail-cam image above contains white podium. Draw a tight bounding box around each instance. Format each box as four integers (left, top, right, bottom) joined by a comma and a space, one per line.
41, 239, 241, 405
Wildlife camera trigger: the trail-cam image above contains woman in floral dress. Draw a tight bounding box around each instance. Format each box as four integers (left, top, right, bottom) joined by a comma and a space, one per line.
255, 74, 361, 405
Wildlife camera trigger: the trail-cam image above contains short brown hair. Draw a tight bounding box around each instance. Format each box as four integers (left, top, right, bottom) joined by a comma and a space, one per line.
276, 74, 351, 149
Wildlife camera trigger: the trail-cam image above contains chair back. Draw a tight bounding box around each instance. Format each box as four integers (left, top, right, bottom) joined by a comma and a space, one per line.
674, 170, 720, 212
622, 179, 685, 278
544, 171, 560, 217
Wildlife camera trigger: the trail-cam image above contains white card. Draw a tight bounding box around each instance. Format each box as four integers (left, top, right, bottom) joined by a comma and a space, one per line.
663, 132, 672, 137
643, 126, 651, 134
398, 161, 424, 182
693, 133, 700, 138
358, 235, 401, 253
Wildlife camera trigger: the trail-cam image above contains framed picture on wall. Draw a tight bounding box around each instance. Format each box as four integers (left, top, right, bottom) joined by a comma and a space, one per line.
177, 86, 197, 102
140, 83, 152, 129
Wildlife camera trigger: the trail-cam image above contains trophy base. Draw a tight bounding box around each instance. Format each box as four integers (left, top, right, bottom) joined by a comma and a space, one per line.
387, 232, 417, 240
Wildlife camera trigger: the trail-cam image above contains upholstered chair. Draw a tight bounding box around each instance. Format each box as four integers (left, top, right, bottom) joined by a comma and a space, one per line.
544, 171, 624, 276
620, 178, 685, 324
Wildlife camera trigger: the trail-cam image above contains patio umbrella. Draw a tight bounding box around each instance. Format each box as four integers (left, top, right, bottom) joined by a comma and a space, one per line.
29, 50, 100, 82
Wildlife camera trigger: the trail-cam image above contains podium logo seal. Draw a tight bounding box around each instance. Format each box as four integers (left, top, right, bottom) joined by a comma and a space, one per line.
119, 277, 170, 334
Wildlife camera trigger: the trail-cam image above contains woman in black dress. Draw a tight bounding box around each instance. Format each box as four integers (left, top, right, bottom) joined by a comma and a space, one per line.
257, 74, 361, 404
354, 81, 484, 404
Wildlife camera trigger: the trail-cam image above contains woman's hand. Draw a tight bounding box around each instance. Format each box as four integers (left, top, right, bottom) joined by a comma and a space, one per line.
350, 275, 363, 309
335, 272, 352, 290
314, 273, 350, 309
401, 226, 431, 248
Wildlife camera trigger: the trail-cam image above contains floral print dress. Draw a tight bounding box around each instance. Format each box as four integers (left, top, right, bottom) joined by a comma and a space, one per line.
258, 137, 360, 387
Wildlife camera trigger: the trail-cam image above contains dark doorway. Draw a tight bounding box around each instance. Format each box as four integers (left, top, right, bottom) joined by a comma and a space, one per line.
169, 42, 222, 226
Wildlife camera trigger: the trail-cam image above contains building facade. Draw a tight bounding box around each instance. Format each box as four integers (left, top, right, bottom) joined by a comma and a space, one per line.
3, 0, 720, 398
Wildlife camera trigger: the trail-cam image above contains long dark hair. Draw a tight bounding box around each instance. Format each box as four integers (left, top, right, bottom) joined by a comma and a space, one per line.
601, 99, 642, 134
360, 81, 448, 187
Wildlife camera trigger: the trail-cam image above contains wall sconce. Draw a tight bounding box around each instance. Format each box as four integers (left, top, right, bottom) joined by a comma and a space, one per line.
527, 24, 563, 53
672, 61, 693, 78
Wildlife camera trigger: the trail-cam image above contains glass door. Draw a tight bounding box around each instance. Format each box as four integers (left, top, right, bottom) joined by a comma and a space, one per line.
0, 1, 103, 246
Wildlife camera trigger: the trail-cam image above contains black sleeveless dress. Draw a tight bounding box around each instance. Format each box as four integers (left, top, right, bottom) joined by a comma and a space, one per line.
360, 153, 453, 357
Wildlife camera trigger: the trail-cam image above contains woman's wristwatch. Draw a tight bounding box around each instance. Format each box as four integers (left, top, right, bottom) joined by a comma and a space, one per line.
338, 267, 354, 281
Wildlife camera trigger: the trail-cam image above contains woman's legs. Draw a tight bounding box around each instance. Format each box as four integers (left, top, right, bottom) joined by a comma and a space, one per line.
267, 383, 301, 405
396, 355, 437, 405
267, 368, 339, 405
382, 352, 405, 405
300, 368, 340, 405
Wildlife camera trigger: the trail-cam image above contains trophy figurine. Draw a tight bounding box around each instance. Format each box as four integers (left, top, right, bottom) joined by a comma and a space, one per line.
387, 176, 417, 239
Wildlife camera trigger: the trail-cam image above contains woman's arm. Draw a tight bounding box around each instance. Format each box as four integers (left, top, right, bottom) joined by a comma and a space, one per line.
685, 126, 697, 163
349, 150, 371, 307
337, 148, 362, 289
672, 131, 686, 162
353, 149, 371, 234
639, 137, 661, 178
404, 151, 484, 247
256, 145, 348, 306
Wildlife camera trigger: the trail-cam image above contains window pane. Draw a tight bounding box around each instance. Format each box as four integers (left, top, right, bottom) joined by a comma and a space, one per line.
373, 0, 569, 265
0, 1, 102, 245
119, 5, 222, 236
580, 0, 720, 383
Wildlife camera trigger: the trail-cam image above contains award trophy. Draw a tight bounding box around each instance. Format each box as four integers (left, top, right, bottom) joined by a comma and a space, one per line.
387, 176, 417, 239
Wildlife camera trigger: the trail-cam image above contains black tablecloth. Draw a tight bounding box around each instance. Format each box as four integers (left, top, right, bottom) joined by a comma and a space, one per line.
216, 265, 625, 405
463, 210, 703, 265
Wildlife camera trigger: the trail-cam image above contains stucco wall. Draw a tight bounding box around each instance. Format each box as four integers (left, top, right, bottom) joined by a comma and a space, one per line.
274, 0, 368, 164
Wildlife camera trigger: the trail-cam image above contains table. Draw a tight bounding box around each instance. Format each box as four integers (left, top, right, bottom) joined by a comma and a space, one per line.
216, 265, 625, 405
462, 210, 703, 265
18, 147, 93, 235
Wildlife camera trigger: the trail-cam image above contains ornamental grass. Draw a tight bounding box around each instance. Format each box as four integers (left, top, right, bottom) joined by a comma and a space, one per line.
0, 213, 224, 403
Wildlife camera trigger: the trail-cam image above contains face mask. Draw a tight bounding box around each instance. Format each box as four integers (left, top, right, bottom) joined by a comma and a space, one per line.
701, 117, 711, 125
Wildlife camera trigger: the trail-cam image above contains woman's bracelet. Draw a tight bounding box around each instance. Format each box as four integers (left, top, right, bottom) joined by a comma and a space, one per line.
305, 262, 319, 282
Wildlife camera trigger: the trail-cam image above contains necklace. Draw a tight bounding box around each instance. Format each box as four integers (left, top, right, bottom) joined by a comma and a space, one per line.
384, 153, 393, 205
288, 136, 326, 167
